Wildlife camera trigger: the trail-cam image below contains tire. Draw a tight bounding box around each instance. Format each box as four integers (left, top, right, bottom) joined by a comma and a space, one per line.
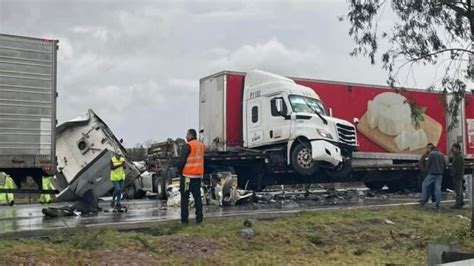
364, 181, 385, 190
166, 167, 178, 180
155, 168, 171, 200
323, 158, 352, 178
291, 142, 319, 176
386, 181, 405, 192
125, 183, 137, 199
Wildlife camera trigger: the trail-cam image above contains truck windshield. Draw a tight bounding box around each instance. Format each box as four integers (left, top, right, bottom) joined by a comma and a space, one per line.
289, 95, 327, 116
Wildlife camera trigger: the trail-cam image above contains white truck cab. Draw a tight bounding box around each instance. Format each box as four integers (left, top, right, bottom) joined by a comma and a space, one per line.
242, 70, 357, 175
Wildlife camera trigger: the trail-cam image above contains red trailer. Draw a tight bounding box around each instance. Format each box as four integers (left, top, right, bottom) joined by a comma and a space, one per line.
158, 70, 474, 196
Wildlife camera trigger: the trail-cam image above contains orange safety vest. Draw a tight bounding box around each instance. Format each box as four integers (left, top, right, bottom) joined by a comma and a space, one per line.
182, 139, 205, 177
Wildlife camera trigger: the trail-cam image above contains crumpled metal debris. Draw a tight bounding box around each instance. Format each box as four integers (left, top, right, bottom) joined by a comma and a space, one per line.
165, 172, 253, 207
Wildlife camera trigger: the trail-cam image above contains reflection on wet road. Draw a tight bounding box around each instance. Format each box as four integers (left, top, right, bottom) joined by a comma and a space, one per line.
0, 189, 454, 237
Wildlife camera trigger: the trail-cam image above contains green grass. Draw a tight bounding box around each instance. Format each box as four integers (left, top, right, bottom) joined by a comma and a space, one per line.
0, 206, 473, 265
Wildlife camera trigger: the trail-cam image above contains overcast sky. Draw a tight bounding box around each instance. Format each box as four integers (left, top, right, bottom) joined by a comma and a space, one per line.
0, 0, 448, 147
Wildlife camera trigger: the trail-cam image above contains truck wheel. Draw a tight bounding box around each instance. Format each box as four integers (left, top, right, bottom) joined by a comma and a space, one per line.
125, 183, 137, 199
166, 167, 178, 181
323, 158, 352, 178
387, 181, 405, 192
156, 175, 167, 200
364, 181, 385, 190
155, 169, 168, 200
291, 142, 318, 176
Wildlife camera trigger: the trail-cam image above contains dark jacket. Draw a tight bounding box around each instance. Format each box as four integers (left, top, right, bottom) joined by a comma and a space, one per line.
419, 152, 429, 175
451, 153, 464, 179
177, 140, 193, 175
427, 149, 446, 175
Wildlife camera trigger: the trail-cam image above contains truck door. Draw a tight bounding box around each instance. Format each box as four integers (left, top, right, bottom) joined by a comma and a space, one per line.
268, 97, 291, 143
247, 99, 265, 147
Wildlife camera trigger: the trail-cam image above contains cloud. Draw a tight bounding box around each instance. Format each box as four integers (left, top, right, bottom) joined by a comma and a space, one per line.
208, 38, 322, 77
71, 26, 109, 42
0, 0, 450, 146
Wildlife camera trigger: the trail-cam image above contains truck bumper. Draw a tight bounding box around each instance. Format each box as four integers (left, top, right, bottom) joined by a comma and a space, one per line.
310, 140, 343, 166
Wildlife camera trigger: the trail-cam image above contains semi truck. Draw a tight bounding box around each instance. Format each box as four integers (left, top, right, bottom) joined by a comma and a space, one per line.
200, 70, 357, 188
151, 70, 474, 198
0, 34, 58, 192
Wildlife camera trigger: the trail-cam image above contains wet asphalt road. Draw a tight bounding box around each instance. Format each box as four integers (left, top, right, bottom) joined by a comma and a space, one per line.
0, 189, 458, 238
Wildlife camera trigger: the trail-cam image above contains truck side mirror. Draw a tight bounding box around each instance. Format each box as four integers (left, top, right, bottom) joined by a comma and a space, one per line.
275, 98, 283, 114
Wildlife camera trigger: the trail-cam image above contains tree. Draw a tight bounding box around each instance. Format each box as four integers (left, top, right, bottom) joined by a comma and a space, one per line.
341, 0, 474, 128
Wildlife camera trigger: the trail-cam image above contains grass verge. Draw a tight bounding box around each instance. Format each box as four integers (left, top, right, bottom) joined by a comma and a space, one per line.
0, 205, 473, 265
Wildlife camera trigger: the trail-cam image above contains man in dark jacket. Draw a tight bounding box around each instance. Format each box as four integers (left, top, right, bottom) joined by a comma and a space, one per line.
420, 145, 446, 209
450, 143, 464, 209
419, 143, 436, 203
176, 129, 205, 224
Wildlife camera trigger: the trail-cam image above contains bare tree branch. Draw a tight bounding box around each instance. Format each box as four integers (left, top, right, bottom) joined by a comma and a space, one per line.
408, 48, 473, 62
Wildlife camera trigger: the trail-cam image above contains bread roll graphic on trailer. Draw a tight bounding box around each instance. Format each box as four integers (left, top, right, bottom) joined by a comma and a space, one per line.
358, 92, 442, 154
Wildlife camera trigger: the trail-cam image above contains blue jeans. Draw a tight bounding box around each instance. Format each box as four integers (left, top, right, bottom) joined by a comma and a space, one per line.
112, 181, 124, 206
421, 174, 442, 207
423, 174, 437, 202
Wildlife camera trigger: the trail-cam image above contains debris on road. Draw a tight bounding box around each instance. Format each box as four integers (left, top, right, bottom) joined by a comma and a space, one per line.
166, 172, 253, 207
42, 189, 100, 217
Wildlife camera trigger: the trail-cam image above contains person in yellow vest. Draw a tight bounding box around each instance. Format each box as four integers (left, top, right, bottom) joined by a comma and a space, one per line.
0, 172, 15, 206
39, 166, 54, 204
111, 152, 126, 209
177, 129, 205, 224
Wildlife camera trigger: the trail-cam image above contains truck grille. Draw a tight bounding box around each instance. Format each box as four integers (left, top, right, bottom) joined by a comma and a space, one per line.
336, 123, 357, 146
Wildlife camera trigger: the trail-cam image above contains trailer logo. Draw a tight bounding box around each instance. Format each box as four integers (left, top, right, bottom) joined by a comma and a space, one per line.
250, 91, 261, 99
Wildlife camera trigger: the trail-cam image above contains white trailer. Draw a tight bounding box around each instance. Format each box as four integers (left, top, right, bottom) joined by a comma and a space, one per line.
0, 33, 58, 190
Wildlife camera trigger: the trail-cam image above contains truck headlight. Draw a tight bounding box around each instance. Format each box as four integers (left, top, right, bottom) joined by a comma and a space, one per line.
316, 129, 333, 140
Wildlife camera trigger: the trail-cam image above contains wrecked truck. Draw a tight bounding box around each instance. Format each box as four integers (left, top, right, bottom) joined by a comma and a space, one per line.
53, 109, 148, 201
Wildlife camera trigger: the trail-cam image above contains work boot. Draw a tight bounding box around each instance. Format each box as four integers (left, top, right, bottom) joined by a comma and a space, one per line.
110, 201, 115, 209
196, 217, 203, 225
112, 203, 122, 213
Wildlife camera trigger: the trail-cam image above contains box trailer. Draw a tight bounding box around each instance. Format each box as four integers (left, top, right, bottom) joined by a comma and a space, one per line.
0, 33, 58, 189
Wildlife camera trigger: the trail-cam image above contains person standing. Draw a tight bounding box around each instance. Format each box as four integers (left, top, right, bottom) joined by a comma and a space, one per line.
450, 143, 464, 209
177, 129, 205, 224
0, 172, 15, 206
420, 145, 446, 209
419, 143, 436, 203
110, 152, 126, 209
39, 166, 54, 204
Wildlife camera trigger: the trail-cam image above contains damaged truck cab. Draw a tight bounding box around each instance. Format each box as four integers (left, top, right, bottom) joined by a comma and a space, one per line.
241, 71, 357, 175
